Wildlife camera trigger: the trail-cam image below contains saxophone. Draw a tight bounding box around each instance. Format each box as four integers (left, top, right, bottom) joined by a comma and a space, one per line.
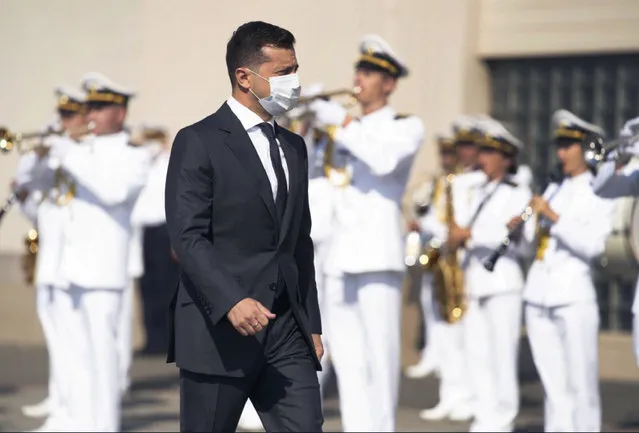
21, 228, 39, 286
430, 173, 466, 324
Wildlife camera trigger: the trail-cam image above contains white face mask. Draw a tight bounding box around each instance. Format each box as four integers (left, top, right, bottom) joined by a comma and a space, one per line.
248, 70, 301, 116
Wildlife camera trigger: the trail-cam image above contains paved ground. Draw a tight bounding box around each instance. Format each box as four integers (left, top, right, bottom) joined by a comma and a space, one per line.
2, 280, 639, 432
2, 339, 639, 432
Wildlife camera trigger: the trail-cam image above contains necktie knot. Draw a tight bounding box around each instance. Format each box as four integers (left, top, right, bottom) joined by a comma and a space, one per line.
258, 122, 276, 141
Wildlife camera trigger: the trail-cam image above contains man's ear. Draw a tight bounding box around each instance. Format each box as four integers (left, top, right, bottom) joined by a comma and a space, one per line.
382, 76, 397, 95
117, 107, 128, 125
235, 68, 251, 90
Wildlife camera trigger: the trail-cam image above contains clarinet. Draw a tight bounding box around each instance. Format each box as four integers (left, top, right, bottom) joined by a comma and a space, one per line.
0, 193, 17, 224
483, 205, 533, 271
483, 164, 564, 272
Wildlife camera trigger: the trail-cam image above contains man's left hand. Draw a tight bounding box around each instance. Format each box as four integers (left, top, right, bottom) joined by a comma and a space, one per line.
312, 334, 324, 361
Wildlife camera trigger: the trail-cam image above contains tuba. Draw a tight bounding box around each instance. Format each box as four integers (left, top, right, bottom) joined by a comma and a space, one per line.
429, 173, 466, 324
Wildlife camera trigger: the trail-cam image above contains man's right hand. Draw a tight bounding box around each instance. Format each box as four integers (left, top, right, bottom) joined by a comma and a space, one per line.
227, 298, 276, 336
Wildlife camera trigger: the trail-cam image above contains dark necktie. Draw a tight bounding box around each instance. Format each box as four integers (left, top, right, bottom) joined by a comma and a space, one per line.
258, 122, 288, 222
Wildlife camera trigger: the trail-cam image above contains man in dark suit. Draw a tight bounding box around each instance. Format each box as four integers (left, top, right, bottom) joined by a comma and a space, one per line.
164, 21, 324, 432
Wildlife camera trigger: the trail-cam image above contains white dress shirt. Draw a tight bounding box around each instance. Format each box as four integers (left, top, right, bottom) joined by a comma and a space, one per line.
226, 97, 289, 200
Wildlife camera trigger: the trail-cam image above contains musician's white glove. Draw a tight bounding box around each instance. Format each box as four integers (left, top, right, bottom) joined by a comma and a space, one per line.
45, 136, 75, 168
308, 99, 347, 129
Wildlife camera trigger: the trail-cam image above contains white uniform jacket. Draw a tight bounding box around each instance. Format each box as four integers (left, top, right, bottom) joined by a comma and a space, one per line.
54, 132, 152, 290
418, 176, 448, 243
454, 177, 534, 298
14, 138, 77, 288
128, 148, 171, 279
324, 106, 424, 275
523, 171, 615, 307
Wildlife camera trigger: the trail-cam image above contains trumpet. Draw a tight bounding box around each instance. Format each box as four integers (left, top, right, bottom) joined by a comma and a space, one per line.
297, 86, 361, 105
583, 131, 639, 169
0, 122, 95, 154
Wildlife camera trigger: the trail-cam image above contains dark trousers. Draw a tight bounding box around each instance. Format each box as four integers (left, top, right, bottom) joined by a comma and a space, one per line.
179, 295, 323, 432
139, 223, 179, 354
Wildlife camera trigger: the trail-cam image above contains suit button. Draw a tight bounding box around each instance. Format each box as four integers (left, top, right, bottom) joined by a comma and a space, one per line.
269, 283, 277, 291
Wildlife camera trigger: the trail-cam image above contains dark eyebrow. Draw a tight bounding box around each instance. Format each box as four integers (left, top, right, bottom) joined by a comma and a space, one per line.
276, 63, 299, 75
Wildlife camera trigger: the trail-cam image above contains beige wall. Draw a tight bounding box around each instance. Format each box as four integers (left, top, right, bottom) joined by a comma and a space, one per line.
479, 0, 639, 58
0, 0, 486, 254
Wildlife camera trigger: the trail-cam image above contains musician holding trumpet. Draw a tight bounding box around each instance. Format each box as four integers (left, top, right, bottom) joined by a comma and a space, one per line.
591, 116, 639, 368
14, 72, 151, 431
522, 110, 615, 432
306, 34, 423, 431
9, 85, 90, 432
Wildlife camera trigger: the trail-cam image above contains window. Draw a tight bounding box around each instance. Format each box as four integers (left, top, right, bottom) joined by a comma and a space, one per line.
488, 54, 639, 331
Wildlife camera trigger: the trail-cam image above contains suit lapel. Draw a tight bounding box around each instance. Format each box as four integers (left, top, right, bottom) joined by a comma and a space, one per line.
277, 124, 299, 245
218, 103, 277, 225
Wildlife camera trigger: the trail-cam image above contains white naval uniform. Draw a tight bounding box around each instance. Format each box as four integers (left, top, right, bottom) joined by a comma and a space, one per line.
120, 146, 171, 397
592, 160, 639, 367
14, 139, 77, 429
524, 171, 614, 432
323, 106, 423, 432
51, 131, 151, 431
453, 176, 535, 432
306, 131, 337, 394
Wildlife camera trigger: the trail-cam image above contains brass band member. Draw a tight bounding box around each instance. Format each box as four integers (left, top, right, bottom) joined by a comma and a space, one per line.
405, 135, 458, 380
524, 110, 614, 432
49, 73, 150, 431
419, 116, 483, 423
448, 120, 534, 432
308, 34, 423, 431
591, 116, 639, 368
12, 86, 89, 432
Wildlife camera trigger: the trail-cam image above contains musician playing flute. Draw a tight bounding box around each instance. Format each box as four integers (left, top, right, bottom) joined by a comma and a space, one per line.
447, 119, 534, 432
522, 110, 615, 432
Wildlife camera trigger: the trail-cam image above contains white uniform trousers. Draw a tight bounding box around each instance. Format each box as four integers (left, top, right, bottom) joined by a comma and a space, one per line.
118, 280, 134, 395
525, 302, 601, 432
418, 273, 444, 366
56, 285, 124, 431
436, 317, 472, 408
465, 293, 522, 432
314, 248, 333, 397
35, 284, 64, 419
324, 271, 403, 432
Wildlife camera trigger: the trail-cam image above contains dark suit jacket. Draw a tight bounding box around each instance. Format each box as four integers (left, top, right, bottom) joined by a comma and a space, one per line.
164, 102, 321, 377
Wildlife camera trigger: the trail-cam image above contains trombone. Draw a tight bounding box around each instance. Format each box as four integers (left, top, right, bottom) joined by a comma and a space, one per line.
0, 122, 95, 155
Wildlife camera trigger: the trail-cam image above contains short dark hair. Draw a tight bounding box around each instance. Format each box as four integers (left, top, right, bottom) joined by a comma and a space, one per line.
226, 21, 296, 86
